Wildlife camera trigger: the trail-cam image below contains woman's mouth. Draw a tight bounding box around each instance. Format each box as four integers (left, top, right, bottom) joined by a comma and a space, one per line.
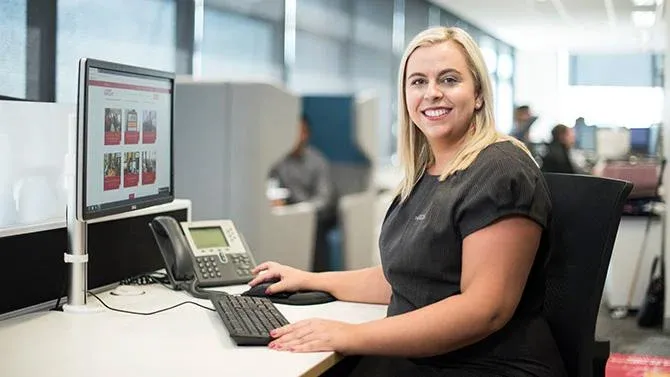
421, 107, 451, 121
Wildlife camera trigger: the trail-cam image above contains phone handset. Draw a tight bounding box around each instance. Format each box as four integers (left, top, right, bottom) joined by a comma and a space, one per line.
149, 216, 196, 288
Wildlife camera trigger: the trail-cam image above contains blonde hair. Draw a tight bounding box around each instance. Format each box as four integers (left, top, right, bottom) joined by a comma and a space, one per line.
396, 26, 531, 201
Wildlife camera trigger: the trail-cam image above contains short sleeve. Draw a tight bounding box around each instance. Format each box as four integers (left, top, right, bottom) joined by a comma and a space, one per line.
456, 155, 551, 239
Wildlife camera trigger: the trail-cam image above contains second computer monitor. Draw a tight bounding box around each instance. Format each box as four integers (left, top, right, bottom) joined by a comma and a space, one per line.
630, 127, 651, 156
75, 59, 175, 221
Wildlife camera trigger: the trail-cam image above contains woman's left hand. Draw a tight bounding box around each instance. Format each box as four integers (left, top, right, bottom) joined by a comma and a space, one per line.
268, 319, 356, 353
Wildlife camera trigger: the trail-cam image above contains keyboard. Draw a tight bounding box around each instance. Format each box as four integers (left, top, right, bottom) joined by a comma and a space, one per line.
211, 294, 290, 346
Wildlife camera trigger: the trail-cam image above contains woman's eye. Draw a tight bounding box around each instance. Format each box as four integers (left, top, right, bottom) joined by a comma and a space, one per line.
442, 77, 458, 84
410, 78, 426, 86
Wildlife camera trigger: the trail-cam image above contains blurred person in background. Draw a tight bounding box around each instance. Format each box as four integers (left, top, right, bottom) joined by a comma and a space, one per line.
541, 124, 580, 174
511, 105, 537, 144
268, 115, 338, 272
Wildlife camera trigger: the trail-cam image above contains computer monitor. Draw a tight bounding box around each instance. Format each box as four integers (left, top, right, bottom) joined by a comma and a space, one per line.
630, 127, 651, 155
576, 125, 597, 152
75, 59, 174, 221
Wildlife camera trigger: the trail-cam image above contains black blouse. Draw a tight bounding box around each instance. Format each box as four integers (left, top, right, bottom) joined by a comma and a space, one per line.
377, 141, 567, 377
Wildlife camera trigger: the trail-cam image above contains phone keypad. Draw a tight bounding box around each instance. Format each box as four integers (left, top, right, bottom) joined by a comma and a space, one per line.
196, 256, 222, 280
231, 254, 253, 276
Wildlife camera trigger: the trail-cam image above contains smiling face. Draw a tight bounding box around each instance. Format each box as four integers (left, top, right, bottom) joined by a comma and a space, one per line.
404, 41, 480, 151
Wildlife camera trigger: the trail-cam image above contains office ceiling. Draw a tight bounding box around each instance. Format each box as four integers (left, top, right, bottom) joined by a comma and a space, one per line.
431, 0, 666, 52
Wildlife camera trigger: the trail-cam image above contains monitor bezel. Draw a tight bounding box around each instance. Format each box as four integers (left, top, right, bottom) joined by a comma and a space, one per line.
75, 58, 175, 221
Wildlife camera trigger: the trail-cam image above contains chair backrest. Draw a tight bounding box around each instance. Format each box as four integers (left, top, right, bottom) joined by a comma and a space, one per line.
542, 173, 633, 377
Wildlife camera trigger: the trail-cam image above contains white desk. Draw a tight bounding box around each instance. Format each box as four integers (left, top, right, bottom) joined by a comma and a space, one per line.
0, 285, 387, 377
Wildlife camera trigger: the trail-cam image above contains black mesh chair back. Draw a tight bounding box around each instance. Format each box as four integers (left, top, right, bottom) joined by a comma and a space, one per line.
542, 173, 633, 377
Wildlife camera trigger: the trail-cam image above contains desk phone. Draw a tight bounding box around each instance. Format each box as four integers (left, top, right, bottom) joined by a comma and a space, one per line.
149, 216, 257, 288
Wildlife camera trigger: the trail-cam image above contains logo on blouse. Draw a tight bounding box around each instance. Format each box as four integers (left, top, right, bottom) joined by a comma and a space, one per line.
415, 214, 426, 221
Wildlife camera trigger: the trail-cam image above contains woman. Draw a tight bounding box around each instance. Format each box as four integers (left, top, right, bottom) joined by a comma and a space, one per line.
248, 26, 567, 377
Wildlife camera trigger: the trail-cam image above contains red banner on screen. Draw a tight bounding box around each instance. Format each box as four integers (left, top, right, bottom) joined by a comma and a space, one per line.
89, 80, 172, 94
124, 173, 139, 188
142, 172, 156, 185
124, 131, 140, 144
104, 132, 121, 145
143, 131, 156, 144
104, 176, 121, 191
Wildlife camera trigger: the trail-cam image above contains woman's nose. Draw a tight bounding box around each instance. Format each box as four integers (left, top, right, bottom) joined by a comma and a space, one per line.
424, 81, 443, 100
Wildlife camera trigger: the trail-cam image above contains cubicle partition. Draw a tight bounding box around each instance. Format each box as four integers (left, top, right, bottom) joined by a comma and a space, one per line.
302, 95, 371, 196
0, 200, 190, 319
174, 80, 316, 271
302, 94, 380, 270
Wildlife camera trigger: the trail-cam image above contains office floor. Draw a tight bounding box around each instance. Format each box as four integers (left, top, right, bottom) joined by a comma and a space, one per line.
596, 304, 670, 356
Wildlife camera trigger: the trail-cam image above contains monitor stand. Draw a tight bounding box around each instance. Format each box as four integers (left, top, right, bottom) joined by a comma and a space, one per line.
62, 114, 103, 314
62, 212, 103, 314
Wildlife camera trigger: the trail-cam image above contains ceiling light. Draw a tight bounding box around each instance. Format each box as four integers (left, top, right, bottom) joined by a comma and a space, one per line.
631, 0, 656, 5
631, 10, 656, 28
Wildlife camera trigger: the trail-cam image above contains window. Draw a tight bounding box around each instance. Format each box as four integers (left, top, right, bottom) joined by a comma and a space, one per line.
296, 0, 351, 40
404, 0, 430, 45
57, 0, 176, 103
0, 0, 26, 99
496, 81, 513, 133
570, 53, 656, 87
497, 48, 514, 81
291, 0, 352, 93
292, 32, 350, 93
353, 0, 393, 51
478, 36, 497, 75
201, 8, 282, 82
352, 0, 395, 162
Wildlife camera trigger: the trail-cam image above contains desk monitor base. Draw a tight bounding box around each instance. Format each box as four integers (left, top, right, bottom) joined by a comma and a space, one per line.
62, 303, 104, 314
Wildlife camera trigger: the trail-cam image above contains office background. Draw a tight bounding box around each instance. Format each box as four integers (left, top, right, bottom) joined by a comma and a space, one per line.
0, 0, 517, 164
0, 0, 665, 231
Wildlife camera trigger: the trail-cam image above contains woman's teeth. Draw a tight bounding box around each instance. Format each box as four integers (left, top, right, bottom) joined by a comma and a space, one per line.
423, 108, 449, 117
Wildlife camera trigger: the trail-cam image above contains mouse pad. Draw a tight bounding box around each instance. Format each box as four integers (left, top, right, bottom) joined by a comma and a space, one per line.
241, 289, 337, 305
268, 291, 337, 305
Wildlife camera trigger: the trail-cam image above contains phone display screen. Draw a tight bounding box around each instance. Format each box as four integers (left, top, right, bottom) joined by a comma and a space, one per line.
189, 227, 229, 249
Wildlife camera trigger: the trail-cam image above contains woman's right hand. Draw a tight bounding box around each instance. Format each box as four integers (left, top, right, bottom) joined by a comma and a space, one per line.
248, 261, 314, 295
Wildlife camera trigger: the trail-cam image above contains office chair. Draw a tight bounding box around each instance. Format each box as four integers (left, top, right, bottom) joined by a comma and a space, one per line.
542, 173, 633, 377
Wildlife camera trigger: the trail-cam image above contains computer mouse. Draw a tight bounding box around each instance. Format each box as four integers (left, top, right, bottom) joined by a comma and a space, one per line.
241, 279, 336, 305
243, 279, 291, 299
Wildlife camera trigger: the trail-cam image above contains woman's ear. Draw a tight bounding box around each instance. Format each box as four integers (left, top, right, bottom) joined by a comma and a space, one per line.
475, 98, 483, 110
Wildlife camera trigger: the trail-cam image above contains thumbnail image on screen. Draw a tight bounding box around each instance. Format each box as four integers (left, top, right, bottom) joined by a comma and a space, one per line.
104, 108, 122, 145
142, 110, 157, 144
142, 150, 156, 185
103, 152, 122, 191
124, 109, 139, 144
123, 151, 140, 188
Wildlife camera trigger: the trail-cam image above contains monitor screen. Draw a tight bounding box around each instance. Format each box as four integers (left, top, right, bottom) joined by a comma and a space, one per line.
76, 59, 174, 220
630, 127, 650, 154
189, 227, 229, 249
577, 125, 597, 151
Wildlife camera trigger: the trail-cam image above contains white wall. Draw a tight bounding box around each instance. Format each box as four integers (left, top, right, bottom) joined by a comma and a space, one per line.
514, 50, 569, 142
